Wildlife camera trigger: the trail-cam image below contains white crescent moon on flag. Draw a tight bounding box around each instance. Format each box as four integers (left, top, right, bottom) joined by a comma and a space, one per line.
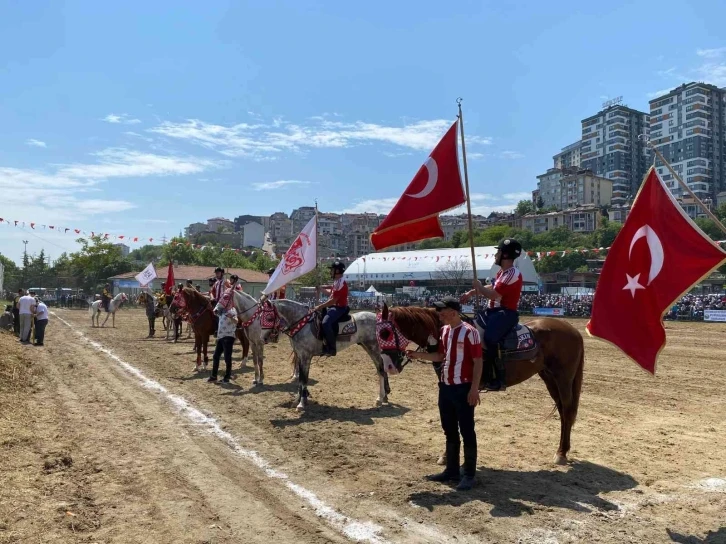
406, 157, 438, 199
628, 224, 664, 285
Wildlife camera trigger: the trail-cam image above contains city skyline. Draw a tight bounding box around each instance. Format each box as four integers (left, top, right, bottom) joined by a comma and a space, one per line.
2, 2, 725, 263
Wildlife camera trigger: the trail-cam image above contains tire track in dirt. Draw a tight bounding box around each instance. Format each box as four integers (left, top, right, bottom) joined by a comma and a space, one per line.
51, 312, 462, 544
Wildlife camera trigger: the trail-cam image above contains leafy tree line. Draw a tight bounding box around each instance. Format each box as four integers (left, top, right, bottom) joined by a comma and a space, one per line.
418, 201, 726, 275
1, 235, 276, 295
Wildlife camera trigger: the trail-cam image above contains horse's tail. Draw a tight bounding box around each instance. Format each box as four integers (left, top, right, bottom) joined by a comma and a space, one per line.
570, 340, 585, 426
88, 302, 94, 316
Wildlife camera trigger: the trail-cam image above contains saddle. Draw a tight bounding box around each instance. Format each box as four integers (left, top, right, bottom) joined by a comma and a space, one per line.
475, 313, 539, 362
312, 309, 357, 341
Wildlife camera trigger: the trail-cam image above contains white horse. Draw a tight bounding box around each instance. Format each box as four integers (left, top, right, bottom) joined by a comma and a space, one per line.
90, 292, 128, 328
231, 291, 269, 385
270, 299, 388, 411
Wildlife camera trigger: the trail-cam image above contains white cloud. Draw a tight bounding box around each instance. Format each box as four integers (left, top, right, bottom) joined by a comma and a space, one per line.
468, 152, 486, 160
103, 113, 142, 125
335, 191, 526, 216
697, 47, 726, 58
500, 150, 524, 159
149, 116, 492, 159
56, 149, 222, 180
252, 180, 312, 191
26, 139, 47, 148
0, 149, 221, 223
696, 61, 726, 87
647, 88, 674, 99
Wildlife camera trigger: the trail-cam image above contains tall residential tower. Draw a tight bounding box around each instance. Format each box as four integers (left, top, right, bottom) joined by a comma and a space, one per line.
580, 100, 650, 205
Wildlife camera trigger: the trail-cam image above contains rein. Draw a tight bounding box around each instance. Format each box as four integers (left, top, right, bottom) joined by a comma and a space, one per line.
238, 304, 263, 329
280, 310, 315, 338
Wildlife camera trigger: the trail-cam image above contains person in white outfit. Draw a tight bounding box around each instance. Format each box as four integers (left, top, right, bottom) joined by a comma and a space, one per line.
33, 298, 49, 346
17, 292, 36, 343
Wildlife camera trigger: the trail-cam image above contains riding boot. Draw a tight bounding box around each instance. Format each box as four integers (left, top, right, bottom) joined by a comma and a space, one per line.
494, 357, 507, 391
426, 442, 461, 482
483, 349, 505, 391
456, 445, 477, 491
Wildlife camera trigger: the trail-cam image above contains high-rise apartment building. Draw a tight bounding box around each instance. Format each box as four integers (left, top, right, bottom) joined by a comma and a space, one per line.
648, 82, 726, 201
553, 141, 583, 169
580, 102, 650, 205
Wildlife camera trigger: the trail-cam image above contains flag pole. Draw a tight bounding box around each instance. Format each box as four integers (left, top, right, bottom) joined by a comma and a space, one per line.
457, 98, 480, 305
643, 136, 726, 236
315, 199, 321, 301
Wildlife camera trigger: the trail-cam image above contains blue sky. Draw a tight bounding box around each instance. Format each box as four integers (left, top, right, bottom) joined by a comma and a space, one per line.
1, 1, 725, 264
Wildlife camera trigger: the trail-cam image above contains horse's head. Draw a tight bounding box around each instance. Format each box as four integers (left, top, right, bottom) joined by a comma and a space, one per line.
375, 311, 410, 376
120, 293, 128, 303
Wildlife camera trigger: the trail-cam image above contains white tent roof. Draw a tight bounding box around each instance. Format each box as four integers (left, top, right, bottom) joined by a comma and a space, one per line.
365, 285, 380, 293
343, 246, 539, 283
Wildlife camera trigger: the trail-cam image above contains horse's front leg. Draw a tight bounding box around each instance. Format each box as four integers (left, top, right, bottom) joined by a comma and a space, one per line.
295, 356, 311, 412
194, 334, 202, 372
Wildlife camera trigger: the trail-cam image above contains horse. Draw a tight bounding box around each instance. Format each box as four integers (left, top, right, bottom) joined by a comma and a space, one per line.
270, 299, 388, 411
137, 292, 174, 340
89, 292, 128, 328
376, 303, 585, 466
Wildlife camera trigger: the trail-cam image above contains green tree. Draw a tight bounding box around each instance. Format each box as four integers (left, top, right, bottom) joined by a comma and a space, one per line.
418, 238, 454, 250
591, 218, 622, 249
128, 244, 164, 264
67, 236, 133, 292
536, 195, 544, 210
0, 253, 21, 293
161, 237, 198, 265
515, 200, 535, 217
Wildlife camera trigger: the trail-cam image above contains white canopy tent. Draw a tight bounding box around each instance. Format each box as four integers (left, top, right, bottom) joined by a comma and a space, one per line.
343, 246, 539, 284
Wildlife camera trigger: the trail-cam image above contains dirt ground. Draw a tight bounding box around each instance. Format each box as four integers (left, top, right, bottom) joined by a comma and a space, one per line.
1, 308, 724, 544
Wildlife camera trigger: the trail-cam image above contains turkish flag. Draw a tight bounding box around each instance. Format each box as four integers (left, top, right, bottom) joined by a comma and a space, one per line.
586, 168, 726, 373
162, 260, 175, 295
370, 121, 466, 250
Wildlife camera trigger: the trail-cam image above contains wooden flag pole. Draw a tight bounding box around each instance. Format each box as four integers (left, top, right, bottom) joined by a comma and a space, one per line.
457, 98, 480, 305
644, 138, 726, 236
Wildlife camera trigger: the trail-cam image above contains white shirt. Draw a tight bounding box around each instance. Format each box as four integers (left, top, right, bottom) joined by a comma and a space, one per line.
18, 295, 35, 315
35, 302, 49, 321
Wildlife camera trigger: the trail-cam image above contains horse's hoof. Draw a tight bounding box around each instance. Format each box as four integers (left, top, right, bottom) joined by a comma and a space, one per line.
436, 455, 446, 466
296, 402, 306, 412
553, 453, 568, 466
375, 398, 389, 407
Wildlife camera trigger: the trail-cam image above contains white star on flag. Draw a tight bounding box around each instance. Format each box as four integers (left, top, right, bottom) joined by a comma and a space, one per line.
622, 273, 645, 298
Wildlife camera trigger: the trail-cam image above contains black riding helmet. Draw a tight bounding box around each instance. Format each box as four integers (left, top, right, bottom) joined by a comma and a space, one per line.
267, 267, 276, 275
214, 267, 224, 274
229, 274, 239, 283
208, 278, 215, 285
329, 260, 346, 274
495, 239, 523, 260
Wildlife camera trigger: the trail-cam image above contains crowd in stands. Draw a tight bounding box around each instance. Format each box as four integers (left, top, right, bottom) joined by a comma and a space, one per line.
335, 291, 726, 321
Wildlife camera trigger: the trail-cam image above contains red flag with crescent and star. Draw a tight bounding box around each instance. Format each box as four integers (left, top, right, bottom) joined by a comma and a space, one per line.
370, 120, 466, 251
162, 260, 175, 295
586, 167, 726, 373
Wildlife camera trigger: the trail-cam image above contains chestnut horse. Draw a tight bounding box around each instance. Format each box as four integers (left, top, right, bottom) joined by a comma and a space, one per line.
175, 288, 250, 371
378, 303, 584, 465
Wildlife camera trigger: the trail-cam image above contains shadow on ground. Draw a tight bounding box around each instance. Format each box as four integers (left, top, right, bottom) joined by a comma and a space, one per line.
409, 460, 638, 517
667, 528, 726, 544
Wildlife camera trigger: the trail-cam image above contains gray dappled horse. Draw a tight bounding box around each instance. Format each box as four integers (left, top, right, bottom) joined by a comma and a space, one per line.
270, 299, 388, 411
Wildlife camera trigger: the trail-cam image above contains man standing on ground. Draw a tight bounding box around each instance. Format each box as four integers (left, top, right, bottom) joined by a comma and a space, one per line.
406, 296, 483, 491
17, 290, 36, 344
208, 300, 238, 383
33, 297, 49, 346
12, 289, 23, 336
144, 289, 156, 338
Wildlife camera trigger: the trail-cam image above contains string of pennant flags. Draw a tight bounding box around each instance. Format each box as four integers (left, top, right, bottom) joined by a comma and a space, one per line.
2, 217, 724, 262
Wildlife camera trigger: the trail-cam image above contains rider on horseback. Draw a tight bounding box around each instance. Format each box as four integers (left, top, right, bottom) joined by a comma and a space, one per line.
266, 267, 286, 300
315, 260, 349, 357
101, 283, 112, 312
462, 238, 523, 392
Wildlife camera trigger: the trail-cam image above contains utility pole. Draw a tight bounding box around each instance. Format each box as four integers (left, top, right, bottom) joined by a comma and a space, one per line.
21, 240, 29, 289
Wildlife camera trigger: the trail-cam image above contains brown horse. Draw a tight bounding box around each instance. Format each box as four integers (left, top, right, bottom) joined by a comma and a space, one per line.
176, 288, 250, 371
378, 303, 584, 465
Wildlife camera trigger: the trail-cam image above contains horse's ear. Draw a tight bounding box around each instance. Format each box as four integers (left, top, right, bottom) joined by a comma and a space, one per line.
382, 302, 389, 319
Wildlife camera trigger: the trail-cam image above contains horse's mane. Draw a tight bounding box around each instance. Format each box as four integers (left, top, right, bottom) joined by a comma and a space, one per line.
183, 287, 211, 309
389, 306, 441, 346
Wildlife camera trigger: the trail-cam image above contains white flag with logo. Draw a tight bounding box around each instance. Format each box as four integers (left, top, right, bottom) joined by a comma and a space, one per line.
135, 262, 157, 288
263, 216, 317, 295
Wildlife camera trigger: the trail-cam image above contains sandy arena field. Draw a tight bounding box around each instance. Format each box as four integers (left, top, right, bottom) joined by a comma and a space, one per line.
1, 307, 724, 544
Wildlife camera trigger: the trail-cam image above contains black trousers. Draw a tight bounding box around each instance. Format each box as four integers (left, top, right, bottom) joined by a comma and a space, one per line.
212, 336, 235, 379
147, 316, 156, 336
13, 310, 19, 335
438, 382, 477, 450
34, 319, 48, 345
